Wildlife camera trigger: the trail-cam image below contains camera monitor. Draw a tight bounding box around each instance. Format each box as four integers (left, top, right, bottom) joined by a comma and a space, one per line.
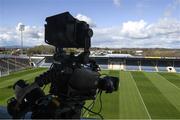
45, 12, 93, 49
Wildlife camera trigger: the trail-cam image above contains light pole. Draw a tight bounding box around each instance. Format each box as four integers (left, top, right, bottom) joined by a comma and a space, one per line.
19, 24, 25, 55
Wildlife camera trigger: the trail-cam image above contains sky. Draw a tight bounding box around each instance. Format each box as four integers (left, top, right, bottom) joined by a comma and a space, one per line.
0, 0, 180, 48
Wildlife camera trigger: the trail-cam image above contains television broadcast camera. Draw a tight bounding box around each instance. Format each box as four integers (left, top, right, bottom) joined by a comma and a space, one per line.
7, 12, 119, 119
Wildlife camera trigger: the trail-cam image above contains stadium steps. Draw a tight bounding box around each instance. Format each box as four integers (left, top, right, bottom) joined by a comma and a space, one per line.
0, 59, 27, 70
36, 57, 46, 67
8, 59, 30, 68
37, 58, 52, 68
0, 65, 8, 71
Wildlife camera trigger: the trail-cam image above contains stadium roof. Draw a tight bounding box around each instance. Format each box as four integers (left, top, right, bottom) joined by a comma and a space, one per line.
90, 54, 133, 58
0, 54, 29, 59
104, 54, 132, 58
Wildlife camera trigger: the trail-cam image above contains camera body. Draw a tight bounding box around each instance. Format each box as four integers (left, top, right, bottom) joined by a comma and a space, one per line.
45, 12, 93, 49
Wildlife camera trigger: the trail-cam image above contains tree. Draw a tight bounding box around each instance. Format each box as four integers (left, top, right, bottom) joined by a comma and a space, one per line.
27, 45, 55, 55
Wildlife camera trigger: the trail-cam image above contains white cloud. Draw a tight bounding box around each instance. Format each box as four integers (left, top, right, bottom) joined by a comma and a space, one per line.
113, 0, 121, 7
121, 20, 150, 39
0, 17, 180, 48
75, 14, 96, 27
0, 33, 11, 40
0, 23, 44, 46
24, 25, 44, 39
92, 18, 180, 48
15, 23, 43, 39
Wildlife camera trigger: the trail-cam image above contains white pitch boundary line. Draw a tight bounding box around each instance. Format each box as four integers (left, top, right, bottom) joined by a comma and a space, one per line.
157, 73, 180, 91
129, 72, 152, 120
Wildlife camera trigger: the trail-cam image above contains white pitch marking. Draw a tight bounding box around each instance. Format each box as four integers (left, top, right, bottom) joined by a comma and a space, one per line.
129, 72, 152, 120
157, 73, 180, 91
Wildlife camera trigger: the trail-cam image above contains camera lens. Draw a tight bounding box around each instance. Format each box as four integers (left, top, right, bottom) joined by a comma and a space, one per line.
87, 29, 93, 37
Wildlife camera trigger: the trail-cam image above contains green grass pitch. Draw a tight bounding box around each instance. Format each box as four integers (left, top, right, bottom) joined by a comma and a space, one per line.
1, 68, 180, 119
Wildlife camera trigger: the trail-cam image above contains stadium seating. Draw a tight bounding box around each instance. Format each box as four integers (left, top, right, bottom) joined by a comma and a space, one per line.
140, 60, 156, 72
38, 55, 180, 73
0, 56, 30, 77
141, 66, 156, 72
126, 65, 139, 71
99, 65, 108, 69
125, 60, 139, 71
174, 61, 180, 72
175, 68, 180, 72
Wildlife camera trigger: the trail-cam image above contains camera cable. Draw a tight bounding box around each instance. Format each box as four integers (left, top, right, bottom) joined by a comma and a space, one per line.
81, 100, 95, 117
59, 93, 104, 119
97, 90, 103, 114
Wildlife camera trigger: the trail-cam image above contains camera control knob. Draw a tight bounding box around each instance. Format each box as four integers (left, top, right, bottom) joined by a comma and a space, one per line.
87, 29, 93, 37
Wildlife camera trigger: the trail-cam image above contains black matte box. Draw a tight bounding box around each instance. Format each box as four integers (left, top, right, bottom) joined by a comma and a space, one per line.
45, 12, 90, 48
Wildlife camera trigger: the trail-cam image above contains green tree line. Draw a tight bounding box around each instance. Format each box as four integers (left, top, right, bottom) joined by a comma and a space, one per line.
27, 45, 55, 55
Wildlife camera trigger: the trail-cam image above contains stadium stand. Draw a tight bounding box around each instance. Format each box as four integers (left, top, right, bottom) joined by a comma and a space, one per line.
29, 54, 180, 73
0, 54, 30, 77
140, 60, 156, 72
38, 56, 52, 67
126, 59, 139, 71
157, 60, 168, 72
174, 61, 180, 72
29, 55, 52, 67
99, 65, 108, 69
